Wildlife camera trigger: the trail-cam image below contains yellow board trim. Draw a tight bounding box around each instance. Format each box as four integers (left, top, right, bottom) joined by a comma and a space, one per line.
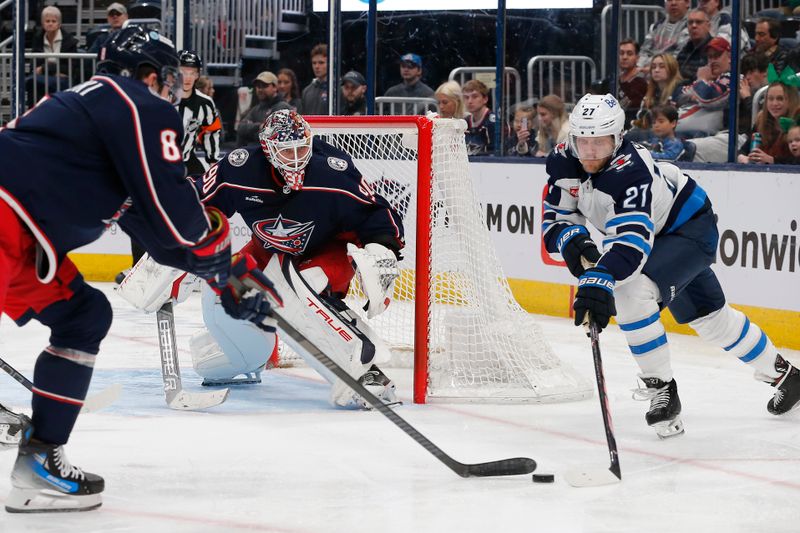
70, 253, 800, 350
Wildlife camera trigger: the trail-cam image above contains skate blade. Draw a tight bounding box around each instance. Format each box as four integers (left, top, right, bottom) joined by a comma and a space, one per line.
202, 377, 261, 387
5, 488, 102, 513
652, 416, 685, 439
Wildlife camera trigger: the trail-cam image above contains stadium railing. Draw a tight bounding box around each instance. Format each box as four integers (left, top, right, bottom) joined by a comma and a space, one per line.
448, 66, 522, 112
600, 4, 664, 79
375, 97, 438, 116
527, 55, 596, 106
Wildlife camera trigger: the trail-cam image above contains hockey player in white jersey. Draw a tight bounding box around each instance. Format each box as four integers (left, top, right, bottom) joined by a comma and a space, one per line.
543, 93, 800, 438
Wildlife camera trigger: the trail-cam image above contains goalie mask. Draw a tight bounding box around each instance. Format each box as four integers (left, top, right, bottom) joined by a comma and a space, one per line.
567, 93, 626, 161
258, 110, 313, 191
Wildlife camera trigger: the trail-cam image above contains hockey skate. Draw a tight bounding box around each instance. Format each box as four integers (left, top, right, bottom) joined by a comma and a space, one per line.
766, 354, 800, 415
633, 377, 684, 439
353, 365, 400, 410
0, 403, 31, 449
6, 434, 104, 513
201, 367, 263, 387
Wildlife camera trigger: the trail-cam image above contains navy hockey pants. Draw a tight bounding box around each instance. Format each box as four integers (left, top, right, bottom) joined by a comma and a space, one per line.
642, 208, 726, 324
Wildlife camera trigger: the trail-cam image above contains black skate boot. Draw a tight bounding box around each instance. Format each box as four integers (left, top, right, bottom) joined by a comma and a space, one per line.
354, 365, 399, 410
767, 354, 800, 415
635, 376, 684, 439
0, 403, 31, 449
6, 434, 104, 513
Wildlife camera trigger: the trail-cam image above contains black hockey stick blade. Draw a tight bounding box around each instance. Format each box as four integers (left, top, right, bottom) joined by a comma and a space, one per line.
250, 258, 536, 478
0, 356, 121, 414
156, 302, 229, 410
565, 319, 621, 487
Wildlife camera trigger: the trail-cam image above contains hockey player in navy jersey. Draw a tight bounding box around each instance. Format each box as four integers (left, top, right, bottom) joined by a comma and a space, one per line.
120, 109, 405, 408
543, 93, 800, 438
0, 26, 277, 513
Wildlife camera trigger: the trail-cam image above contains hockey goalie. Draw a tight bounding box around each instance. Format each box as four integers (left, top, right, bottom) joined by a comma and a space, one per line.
119, 110, 404, 409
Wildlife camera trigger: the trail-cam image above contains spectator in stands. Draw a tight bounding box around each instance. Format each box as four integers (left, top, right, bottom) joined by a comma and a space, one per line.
340, 70, 367, 116
675, 37, 731, 137
434, 81, 465, 119
637, 0, 691, 70
462, 80, 496, 155
534, 94, 569, 157
384, 53, 435, 101
737, 65, 800, 164
195, 76, 214, 98
300, 44, 329, 115
630, 53, 683, 135
677, 9, 713, 79
642, 105, 684, 160
618, 39, 648, 125
776, 122, 800, 164
738, 53, 770, 133
236, 71, 291, 146
751, 18, 789, 73
505, 105, 538, 157
277, 68, 301, 110
27, 6, 79, 101
88, 3, 129, 53
698, 0, 730, 36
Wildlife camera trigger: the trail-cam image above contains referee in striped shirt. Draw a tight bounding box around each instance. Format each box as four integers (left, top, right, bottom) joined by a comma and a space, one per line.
177, 50, 222, 176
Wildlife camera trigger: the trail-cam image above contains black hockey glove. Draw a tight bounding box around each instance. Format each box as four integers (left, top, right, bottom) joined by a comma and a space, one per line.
573, 267, 617, 331
219, 253, 283, 332
558, 226, 601, 278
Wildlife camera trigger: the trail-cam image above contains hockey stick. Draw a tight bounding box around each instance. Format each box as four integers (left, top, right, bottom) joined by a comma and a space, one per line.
564, 319, 621, 487
156, 302, 229, 410
0, 355, 122, 414
243, 258, 537, 478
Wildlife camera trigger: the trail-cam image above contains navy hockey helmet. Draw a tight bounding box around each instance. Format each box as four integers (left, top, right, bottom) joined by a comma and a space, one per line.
178, 49, 203, 71
96, 25, 183, 103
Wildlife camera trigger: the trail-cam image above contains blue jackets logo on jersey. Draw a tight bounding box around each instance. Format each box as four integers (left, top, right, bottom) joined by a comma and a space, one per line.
327, 156, 348, 171
253, 214, 315, 255
228, 149, 249, 167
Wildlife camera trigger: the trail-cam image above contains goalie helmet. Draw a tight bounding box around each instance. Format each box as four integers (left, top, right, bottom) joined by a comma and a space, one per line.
96, 25, 183, 104
568, 93, 626, 160
258, 110, 314, 191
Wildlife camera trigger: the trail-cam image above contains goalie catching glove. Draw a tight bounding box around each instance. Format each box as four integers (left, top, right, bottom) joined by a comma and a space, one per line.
347, 242, 400, 319
217, 253, 283, 332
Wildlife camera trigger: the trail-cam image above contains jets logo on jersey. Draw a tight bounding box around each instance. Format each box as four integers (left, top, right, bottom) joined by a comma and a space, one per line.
608, 153, 633, 172
253, 214, 315, 255
228, 149, 250, 167
327, 157, 348, 171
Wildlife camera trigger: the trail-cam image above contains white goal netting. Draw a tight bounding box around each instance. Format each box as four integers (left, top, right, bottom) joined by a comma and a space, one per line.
286, 116, 592, 403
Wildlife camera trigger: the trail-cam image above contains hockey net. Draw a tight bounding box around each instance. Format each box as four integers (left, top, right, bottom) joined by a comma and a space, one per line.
287, 116, 591, 404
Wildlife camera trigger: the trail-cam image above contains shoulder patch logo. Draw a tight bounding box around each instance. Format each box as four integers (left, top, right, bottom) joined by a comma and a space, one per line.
608, 153, 633, 172
327, 156, 348, 171
228, 148, 249, 167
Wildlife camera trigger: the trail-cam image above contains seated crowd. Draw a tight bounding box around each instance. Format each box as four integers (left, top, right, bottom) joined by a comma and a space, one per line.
16, 0, 800, 165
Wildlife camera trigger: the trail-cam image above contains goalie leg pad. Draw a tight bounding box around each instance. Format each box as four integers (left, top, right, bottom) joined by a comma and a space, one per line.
192, 284, 277, 382
264, 255, 395, 408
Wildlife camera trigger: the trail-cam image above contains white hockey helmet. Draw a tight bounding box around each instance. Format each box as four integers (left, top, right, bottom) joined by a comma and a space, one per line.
258, 109, 314, 191
568, 93, 626, 160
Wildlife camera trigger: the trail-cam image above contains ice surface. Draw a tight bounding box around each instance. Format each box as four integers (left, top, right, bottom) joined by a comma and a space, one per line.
0, 283, 798, 532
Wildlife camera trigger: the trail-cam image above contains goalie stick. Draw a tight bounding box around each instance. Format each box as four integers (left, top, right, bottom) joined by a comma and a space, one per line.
156, 302, 229, 410
0, 355, 121, 414
564, 320, 621, 487
237, 257, 537, 478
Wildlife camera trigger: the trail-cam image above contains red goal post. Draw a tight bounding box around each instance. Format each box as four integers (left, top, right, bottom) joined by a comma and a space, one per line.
305, 115, 592, 404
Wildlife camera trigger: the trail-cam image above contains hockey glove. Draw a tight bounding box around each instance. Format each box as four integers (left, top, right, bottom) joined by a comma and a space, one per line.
558, 226, 601, 278
187, 206, 232, 290
573, 266, 617, 331
219, 253, 283, 332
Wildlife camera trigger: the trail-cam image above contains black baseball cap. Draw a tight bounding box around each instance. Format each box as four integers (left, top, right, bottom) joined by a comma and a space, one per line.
341, 70, 366, 86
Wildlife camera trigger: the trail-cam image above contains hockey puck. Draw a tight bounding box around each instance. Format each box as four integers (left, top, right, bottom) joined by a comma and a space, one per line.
532, 473, 555, 483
